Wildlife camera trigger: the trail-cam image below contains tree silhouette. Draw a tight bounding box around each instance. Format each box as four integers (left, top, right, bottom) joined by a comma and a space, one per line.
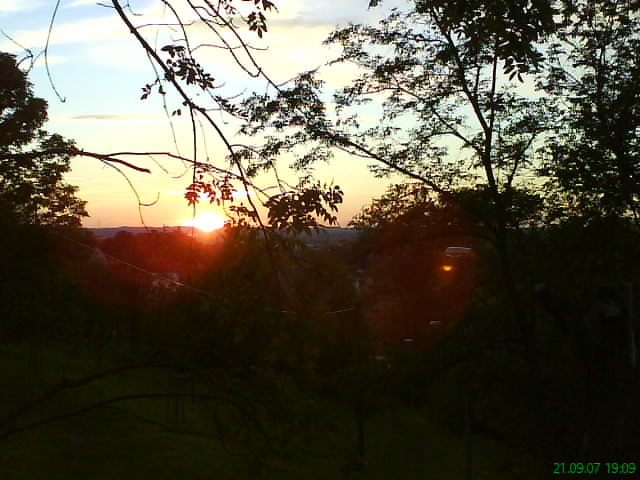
541, 0, 640, 224
233, 0, 556, 376
0, 52, 87, 227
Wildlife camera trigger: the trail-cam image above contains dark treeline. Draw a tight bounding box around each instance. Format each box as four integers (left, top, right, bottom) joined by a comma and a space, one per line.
1, 204, 638, 477
351, 183, 640, 464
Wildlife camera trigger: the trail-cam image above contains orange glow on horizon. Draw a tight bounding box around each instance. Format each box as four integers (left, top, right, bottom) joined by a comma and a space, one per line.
183, 211, 227, 232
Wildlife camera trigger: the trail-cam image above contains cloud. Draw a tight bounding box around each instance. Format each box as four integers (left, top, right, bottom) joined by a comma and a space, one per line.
31, 55, 68, 67
235, 24, 351, 84
1, 1, 163, 51
64, 114, 167, 121
0, 16, 126, 52
0, 0, 44, 14
160, 188, 262, 201
268, 0, 406, 30
169, 0, 396, 87
1, 1, 391, 79
171, 21, 341, 88
67, 0, 103, 7
159, 189, 188, 196
85, 40, 151, 70
1, 1, 198, 67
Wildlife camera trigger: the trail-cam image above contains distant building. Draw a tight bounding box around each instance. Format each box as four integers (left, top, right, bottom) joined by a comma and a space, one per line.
147, 272, 181, 298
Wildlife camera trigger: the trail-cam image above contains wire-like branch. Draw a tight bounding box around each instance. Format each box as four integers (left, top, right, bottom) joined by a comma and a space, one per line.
44, 0, 66, 102
0, 360, 155, 429
391, 80, 483, 157
0, 392, 232, 441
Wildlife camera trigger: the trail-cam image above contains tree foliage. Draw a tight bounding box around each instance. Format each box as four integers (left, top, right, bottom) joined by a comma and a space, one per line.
0, 52, 87, 227
414, 0, 556, 78
541, 0, 640, 222
323, 2, 553, 212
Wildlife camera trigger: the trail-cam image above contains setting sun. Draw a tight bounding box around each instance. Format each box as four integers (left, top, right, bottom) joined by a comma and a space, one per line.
183, 211, 227, 232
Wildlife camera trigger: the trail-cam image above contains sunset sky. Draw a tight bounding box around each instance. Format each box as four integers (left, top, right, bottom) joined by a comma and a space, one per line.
0, 0, 405, 228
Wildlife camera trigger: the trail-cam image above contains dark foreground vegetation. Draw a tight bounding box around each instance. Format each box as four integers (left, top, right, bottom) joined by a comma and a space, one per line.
0, 209, 638, 479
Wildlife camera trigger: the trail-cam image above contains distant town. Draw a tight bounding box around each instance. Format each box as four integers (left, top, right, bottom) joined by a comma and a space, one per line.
88, 226, 359, 247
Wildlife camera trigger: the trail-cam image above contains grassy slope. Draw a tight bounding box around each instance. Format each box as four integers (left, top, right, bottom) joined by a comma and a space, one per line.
0, 341, 543, 479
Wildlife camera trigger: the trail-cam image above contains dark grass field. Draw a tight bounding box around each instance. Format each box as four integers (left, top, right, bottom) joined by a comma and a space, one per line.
0, 340, 543, 479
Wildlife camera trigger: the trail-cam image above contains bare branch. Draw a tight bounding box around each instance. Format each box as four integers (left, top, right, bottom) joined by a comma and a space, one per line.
0, 149, 150, 173
0, 360, 155, 429
44, 0, 66, 102
0, 392, 233, 441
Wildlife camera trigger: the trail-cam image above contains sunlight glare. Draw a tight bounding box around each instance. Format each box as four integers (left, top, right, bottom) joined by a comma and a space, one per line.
184, 211, 226, 232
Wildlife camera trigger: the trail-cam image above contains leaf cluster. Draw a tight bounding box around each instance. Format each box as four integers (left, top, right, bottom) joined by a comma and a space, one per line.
185, 169, 235, 206
162, 44, 216, 90
244, 0, 277, 38
265, 181, 344, 233
415, 0, 556, 77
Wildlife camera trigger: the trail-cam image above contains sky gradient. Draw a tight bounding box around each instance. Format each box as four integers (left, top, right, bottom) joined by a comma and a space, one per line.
0, 0, 403, 228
